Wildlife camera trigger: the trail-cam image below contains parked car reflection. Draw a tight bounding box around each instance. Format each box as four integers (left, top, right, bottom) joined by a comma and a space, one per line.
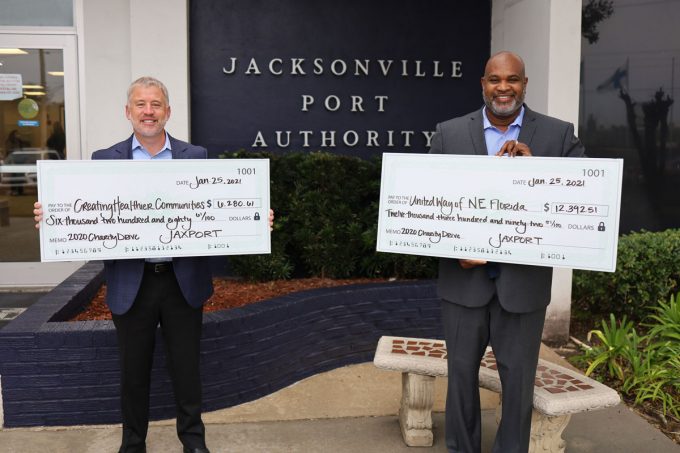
0, 149, 61, 195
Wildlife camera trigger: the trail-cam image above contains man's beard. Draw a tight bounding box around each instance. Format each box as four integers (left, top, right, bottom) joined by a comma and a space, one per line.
483, 87, 526, 117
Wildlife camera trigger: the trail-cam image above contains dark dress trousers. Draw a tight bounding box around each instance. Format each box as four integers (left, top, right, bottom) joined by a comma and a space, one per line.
429, 106, 585, 453
93, 135, 214, 452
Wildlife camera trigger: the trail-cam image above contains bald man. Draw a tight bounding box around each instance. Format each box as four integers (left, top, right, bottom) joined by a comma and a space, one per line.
429, 51, 585, 453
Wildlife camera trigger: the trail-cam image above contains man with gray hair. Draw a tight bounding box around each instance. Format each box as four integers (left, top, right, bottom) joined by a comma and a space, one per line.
91, 76, 212, 453
102, 76, 213, 453
35, 76, 273, 453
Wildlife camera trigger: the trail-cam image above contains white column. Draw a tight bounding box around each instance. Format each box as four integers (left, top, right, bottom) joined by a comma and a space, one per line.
491, 0, 583, 343
79, 0, 132, 155
129, 0, 190, 142
79, 0, 190, 154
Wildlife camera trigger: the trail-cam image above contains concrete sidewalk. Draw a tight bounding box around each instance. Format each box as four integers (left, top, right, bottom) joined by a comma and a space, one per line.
1, 406, 678, 453
1, 348, 678, 452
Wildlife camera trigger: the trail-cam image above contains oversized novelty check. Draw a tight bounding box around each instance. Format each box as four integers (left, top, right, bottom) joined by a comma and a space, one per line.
377, 153, 623, 272
37, 159, 270, 261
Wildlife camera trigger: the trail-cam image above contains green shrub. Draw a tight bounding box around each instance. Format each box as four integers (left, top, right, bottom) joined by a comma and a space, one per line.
229, 244, 294, 281
220, 151, 437, 281
573, 229, 680, 320
578, 294, 680, 419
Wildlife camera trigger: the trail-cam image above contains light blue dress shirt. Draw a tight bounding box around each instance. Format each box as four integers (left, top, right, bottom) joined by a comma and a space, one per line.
132, 133, 172, 261
482, 106, 525, 155
482, 107, 524, 278
131, 133, 172, 160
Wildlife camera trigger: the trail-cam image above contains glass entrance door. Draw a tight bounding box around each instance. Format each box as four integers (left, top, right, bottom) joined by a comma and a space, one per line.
0, 34, 82, 288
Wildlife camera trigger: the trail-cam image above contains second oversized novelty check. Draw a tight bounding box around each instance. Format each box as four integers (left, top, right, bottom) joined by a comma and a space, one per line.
38, 159, 270, 262
377, 153, 623, 272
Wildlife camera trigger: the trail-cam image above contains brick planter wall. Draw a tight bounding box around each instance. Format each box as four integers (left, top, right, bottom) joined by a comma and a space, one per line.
0, 261, 442, 427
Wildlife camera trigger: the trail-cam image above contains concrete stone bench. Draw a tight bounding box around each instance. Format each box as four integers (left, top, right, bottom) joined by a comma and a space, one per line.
373, 335, 620, 452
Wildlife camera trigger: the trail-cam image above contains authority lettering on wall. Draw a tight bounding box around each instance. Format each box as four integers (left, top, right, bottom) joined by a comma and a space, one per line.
221, 57, 464, 150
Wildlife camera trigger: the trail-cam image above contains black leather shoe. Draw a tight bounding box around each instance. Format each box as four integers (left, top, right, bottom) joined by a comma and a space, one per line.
118, 447, 146, 453
183, 448, 210, 453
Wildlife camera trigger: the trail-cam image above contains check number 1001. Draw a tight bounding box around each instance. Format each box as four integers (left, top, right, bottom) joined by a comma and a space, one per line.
583, 169, 605, 177
238, 168, 256, 175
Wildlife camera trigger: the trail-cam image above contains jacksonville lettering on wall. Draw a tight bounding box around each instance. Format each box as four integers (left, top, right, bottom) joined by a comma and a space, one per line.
190, 0, 491, 157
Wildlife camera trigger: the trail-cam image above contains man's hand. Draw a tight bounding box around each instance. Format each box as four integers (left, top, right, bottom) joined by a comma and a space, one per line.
459, 259, 487, 269
33, 202, 43, 229
269, 209, 275, 231
496, 140, 532, 157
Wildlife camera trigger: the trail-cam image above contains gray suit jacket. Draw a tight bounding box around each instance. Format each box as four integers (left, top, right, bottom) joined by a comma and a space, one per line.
429, 106, 585, 313
92, 134, 214, 315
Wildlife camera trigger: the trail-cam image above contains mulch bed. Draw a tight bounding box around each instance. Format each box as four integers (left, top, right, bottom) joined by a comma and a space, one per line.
69, 277, 387, 321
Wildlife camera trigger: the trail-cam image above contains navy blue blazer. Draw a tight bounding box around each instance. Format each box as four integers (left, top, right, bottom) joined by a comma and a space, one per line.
92, 134, 214, 315
429, 106, 586, 313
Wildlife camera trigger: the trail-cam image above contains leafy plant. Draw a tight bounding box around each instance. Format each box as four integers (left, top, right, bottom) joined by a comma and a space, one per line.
630, 359, 680, 419
585, 314, 637, 380
578, 293, 680, 420
645, 293, 680, 347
